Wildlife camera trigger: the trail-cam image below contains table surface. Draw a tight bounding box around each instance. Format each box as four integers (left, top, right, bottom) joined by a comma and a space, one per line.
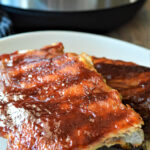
107, 0, 150, 50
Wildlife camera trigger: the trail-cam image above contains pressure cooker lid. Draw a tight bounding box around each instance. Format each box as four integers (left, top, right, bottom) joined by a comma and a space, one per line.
0, 0, 139, 12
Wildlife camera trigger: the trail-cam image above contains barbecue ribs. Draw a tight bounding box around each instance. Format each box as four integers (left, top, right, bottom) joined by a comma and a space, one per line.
0, 43, 144, 150
93, 57, 150, 138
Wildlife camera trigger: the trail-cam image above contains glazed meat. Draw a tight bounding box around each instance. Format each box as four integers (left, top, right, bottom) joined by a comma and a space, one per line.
0, 44, 144, 150
93, 57, 150, 137
41, 43, 150, 133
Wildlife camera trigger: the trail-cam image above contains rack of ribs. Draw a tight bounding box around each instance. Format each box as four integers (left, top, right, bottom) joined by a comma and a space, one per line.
93, 57, 150, 138
0, 43, 144, 150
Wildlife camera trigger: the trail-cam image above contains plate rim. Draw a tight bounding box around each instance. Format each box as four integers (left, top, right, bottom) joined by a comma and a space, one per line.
0, 30, 150, 68
0, 30, 150, 52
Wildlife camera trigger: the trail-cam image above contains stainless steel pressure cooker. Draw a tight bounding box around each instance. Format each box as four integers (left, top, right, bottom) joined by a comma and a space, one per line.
0, 0, 146, 32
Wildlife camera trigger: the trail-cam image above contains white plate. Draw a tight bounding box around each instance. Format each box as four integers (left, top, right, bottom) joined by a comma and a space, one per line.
0, 31, 150, 67
0, 31, 150, 149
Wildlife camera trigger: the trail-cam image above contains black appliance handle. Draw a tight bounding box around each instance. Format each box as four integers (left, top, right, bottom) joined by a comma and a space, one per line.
0, 9, 13, 38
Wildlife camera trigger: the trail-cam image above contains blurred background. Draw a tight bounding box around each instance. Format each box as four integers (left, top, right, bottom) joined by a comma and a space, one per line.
0, 0, 150, 48
108, 0, 150, 49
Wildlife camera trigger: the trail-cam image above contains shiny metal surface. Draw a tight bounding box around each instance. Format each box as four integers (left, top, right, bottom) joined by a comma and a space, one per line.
0, 0, 139, 12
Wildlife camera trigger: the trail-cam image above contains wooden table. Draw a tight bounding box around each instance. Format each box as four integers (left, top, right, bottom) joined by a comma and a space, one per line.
107, 0, 150, 49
